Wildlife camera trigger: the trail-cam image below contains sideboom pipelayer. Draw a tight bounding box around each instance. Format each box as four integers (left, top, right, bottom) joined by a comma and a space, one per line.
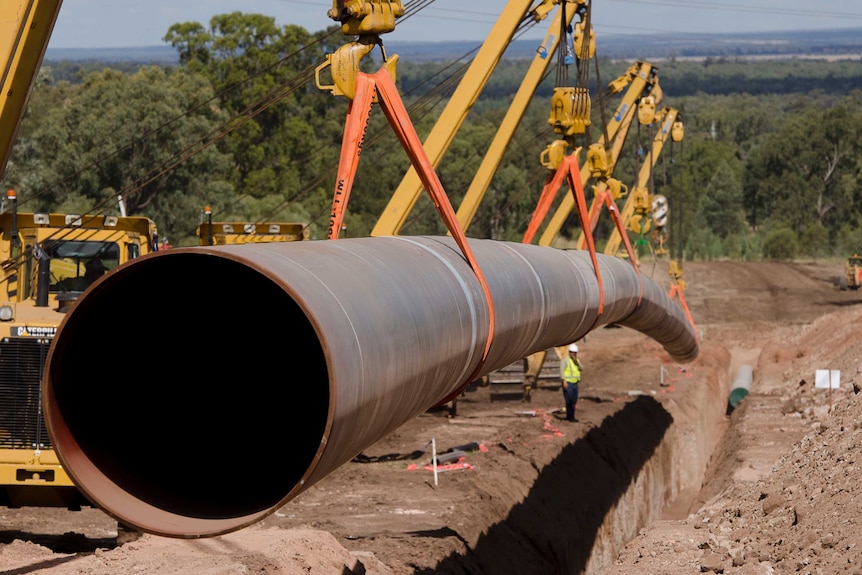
0, 0, 699, 539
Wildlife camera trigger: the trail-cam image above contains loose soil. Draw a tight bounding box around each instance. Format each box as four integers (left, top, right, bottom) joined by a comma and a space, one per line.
2, 260, 860, 574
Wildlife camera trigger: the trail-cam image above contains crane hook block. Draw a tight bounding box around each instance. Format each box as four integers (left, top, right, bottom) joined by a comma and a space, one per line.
540, 140, 571, 171
604, 178, 628, 200
638, 95, 657, 125
631, 186, 651, 214
328, 0, 405, 36
586, 143, 609, 179
574, 21, 595, 60
316, 40, 385, 99
668, 260, 685, 289
548, 86, 591, 137
628, 214, 651, 234
672, 120, 685, 142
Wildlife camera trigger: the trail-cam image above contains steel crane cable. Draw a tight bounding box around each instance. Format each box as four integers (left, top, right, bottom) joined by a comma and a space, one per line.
588, 4, 612, 151
554, 0, 571, 89
552, 1, 592, 96
262, 16, 544, 230
12, 26, 344, 216
575, 1, 592, 91
0, 62, 321, 270
102, 67, 319, 213
256, 53, 479, 230
13, 1, 443, 218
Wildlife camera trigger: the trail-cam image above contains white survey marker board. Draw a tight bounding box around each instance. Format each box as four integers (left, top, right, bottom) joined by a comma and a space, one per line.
815, 369, 840, 389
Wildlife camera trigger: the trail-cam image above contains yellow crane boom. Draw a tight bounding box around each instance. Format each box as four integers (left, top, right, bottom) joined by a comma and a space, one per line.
0, 0, 63, 180
372, 0, 558, 236
537, 60, 660, 247
456, 3, 579, 232
604, 106, 682, 257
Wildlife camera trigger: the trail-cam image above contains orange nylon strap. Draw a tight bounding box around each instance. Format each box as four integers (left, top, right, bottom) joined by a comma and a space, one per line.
328, 74, 376, 239
522, 155, 605, 317
600, 193, 644, 306
669, 284, 697, 335
522, 171, 564, 245
562, 155, 605, 318
327, 66, 496, 402
371, 67, 496, 401
575, 182, 609, 251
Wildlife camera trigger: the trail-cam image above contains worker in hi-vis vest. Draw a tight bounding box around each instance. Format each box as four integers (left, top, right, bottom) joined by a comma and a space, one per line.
560, 343, 583, 422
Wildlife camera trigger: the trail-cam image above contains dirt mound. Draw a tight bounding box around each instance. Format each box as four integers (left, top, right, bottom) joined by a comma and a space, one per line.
605, 297, 862, 574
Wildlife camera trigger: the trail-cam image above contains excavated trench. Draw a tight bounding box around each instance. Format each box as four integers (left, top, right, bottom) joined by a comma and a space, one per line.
583, 345, 732, 574
426, 343, 734, 575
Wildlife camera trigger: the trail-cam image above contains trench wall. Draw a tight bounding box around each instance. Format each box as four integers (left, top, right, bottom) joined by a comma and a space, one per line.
585, 345, 732, 574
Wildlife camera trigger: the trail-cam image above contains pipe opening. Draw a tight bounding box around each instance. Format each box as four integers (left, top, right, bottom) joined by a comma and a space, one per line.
45, 253, 329, 530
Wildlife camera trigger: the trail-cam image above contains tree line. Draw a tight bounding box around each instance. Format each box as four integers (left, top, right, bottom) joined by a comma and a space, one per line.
3, 12, 862, 262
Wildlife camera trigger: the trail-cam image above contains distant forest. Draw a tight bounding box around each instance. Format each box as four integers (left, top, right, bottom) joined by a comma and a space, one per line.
4, 13, 862, 263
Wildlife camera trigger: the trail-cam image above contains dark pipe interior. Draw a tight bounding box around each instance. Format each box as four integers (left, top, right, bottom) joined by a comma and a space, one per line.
47, 253, 329, 520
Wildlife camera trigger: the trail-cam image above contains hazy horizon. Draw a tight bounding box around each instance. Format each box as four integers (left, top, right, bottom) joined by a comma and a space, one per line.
48, 1, 862, 50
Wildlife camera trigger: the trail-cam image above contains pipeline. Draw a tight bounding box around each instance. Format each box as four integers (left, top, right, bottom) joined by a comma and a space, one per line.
43, 236, 698, 538
728, 364, 754, 412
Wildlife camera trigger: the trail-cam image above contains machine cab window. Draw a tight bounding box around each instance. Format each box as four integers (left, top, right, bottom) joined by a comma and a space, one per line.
45, 240, 120, 292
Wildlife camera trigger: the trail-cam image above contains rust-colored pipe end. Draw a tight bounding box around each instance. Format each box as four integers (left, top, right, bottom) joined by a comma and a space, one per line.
44, 250, 331, 537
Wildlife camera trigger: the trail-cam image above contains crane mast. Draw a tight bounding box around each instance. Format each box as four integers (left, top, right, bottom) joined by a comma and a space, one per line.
538, 61, 660, 247
372, 0, 561, 236
604, 106, 683, 258
456, 3, 580, 232
0, 0, 63, 180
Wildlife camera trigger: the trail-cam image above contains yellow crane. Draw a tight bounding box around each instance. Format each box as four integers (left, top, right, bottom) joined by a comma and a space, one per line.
0, 0, 63, 182
519, 65, 667, 400
456, 1, 583, 232
0, 6, 163, 540
196, 207, 309, 245
536, 60, 662, 247
604, 106, 683, 259
372, 0, 564, 236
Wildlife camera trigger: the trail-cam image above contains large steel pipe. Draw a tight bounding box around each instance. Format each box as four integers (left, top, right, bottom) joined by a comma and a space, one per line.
43, 236, 698, 538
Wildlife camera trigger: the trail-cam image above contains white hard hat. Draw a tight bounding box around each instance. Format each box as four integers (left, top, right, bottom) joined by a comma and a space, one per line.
568, 343, 579, 353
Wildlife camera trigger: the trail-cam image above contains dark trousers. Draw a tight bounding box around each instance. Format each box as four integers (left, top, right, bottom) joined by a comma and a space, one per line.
563, 382, 579, 421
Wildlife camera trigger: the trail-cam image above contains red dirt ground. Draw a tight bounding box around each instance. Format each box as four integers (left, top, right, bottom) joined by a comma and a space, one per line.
1, 259, 860, 574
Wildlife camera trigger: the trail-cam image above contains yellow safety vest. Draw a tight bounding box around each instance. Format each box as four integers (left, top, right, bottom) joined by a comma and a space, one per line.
563, 357, 582, 385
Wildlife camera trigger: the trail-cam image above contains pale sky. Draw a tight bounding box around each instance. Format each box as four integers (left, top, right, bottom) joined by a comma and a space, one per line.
48, 0, 862, 49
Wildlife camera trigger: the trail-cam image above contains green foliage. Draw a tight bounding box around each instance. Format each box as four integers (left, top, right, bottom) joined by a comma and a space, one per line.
835, 224, 862, 256
698, 161, 746, 238
164, 13, 336, 213
799, 224, 830, 258
7, 18, 862, 259
650, 58, 862, 98
4, 66, 234, 246
762, 226, 799, 260
721, 232, 760, 261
